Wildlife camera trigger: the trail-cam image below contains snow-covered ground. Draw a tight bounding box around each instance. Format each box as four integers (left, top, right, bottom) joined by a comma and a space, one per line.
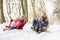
0, 23, 60, 40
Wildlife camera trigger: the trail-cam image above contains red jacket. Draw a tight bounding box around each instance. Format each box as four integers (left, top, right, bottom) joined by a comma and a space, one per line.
16, 19, 26, 29
5, 19, 26, 29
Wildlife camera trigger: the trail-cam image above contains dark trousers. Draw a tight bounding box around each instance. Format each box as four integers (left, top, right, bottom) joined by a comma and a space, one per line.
33, 19, 42, 29
33, 19, 48, 29
9, 27, 16, 30
42, 21, 49, 27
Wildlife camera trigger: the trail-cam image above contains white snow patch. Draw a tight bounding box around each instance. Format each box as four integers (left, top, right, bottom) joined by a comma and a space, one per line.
0, 23, 60, 40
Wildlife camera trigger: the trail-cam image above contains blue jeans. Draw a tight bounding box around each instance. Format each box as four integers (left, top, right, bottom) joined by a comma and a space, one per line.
33, 19, 48, 29
33, 19, 42, 29
42, 21, 49, 28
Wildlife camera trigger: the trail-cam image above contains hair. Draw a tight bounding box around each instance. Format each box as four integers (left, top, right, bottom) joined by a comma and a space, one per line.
11, 19, 13, 22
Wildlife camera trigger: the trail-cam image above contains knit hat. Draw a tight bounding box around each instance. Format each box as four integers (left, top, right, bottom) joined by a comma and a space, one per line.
20, 15, 25, 18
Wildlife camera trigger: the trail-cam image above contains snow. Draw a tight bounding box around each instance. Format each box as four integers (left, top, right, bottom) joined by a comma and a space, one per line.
0, 23, 60, 40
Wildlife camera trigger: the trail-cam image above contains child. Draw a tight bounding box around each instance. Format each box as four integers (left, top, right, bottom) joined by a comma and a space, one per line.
3, 17, 24, 31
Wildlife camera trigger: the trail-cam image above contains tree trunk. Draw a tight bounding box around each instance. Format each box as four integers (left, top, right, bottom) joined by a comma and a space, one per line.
39, 0, 46, 14
31, 0, 37, 19
21, 0, 28, 21
0, 0, 5, 23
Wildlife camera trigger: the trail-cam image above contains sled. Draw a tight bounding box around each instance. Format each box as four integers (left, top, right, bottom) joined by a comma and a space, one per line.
31, 26, 48, 34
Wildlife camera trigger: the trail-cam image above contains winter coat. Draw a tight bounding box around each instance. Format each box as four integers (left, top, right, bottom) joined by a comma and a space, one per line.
5, 19, 26, 29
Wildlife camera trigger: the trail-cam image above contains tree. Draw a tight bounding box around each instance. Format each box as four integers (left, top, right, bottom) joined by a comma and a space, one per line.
39, 0, 46, 14
21, 0, 28, 21
31, 0, 37, 19
0, 0, 5, 23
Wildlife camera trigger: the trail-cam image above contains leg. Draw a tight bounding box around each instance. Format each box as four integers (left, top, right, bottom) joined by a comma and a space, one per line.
44, 21, 49, 27
38, 22, 43, 32
41, 21, 49, 32
34, 21, 43, 33
33, 19, 37, 27
31, 19, 38, 30
9, 27, 16, 30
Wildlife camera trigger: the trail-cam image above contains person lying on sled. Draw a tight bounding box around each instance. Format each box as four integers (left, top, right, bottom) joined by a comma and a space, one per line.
31, 12, 49, 33
3, 16, 26, 31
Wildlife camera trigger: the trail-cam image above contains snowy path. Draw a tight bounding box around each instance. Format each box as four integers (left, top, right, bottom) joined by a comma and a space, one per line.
0, 23, 60, 40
